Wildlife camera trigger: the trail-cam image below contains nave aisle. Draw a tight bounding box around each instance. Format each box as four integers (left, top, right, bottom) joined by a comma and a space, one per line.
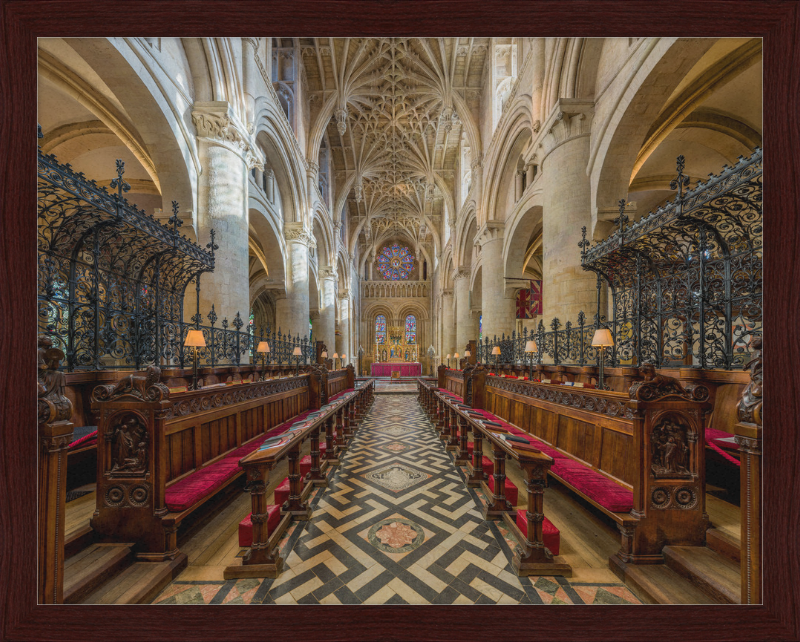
151, 394, 641, 604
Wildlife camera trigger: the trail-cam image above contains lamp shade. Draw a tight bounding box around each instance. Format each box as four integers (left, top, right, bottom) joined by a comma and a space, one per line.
256, 341, 270, 353
446, 354, 451, 359
453, 352, 460, 359
591, 328, 614, 347
341, 354, 346, 360
464, 350, 471, 357
491, 346, 501, 355
321, 350, 328, 358
292, 346, 302, 356
524, 340, 538, 353
333, 352, 339, 359
184, 330, 206, 348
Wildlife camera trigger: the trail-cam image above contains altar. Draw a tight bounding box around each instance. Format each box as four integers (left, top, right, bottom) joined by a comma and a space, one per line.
371, 362, 421, 377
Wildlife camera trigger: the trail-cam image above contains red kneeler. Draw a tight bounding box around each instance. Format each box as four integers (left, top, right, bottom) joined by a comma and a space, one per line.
515, 509, 561, 556
238, 505, 282, 547
487, 475, 519, 505
273, 477, 290, 506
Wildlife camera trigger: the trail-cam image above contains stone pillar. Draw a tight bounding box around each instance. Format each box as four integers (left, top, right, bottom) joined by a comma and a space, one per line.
539, 100, 600, 322
478, 222, 515, 341
265, 168, 275, 202
525, 162, 536, 186
441, 288, 455, 356
281, 222, 312, 335
515, 171, 524, 201
242, 38, 259, 127
192, 101, 263, 323
337, 290, 350, 362
317, 268, 336, 353
454, 268, 475, 354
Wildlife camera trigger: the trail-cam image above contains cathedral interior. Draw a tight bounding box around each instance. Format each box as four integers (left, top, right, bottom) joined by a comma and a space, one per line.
34, 36, 764, 612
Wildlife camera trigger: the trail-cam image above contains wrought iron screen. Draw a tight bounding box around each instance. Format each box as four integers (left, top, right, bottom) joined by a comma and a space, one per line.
38, 133, 312, 371
477, 149, 762, 370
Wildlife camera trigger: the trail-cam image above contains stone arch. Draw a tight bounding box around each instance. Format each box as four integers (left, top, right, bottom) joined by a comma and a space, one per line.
253, 97, 309, 226
588, 37, 717, 236
480, 101, 533, 225
503, 191, 545, 285
40, 38, 197, 221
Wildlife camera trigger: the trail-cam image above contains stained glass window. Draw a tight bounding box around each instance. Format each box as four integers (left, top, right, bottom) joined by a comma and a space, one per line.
375, 314, 387, 344
376, 244, 414, 280
405, 314, 416, 344
479, 314, 483, 341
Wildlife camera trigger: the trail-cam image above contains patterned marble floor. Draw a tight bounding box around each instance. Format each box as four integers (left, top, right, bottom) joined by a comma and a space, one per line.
154, 395, 640, 605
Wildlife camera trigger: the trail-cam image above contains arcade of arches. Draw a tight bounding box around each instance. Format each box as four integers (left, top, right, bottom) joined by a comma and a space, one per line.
37, 37, 763, 608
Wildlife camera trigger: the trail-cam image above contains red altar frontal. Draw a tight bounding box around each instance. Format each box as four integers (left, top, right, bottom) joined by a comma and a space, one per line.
370, 362, 421, 377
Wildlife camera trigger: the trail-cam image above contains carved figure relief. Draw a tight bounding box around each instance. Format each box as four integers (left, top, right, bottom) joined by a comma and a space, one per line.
651, 418, 691, 478
109, 414, 148, 475
737, 336, 763, 426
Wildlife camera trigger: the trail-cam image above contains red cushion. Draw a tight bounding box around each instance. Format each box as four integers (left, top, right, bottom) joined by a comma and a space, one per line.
554, 463, 634, 513
487, 475, 519, 505
482, 456, 493, 477
515, 510, 560, 555
300, 455, 312, 478
329, 388, 354, 402
274, 477, 290, 506
68, 429, 98, 450
238, 505, 282, 547
165, 457, 242, 512
706, 428, 737, 450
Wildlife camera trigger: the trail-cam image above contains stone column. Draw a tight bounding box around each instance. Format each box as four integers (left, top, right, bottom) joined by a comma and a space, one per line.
441, 288, 455, 356
514, 171, 524, 201
242, 38, 260, 127
317, 267, 336, 353
192, 101, 263, 323
539, 100, 601, 322
525, 162, 536, 186
478, 222, 515, 341
337, 290, 350, 362
454, 268, 475, 354
280, 222, 311, 336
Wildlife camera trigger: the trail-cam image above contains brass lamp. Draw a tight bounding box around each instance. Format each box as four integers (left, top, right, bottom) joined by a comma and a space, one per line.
321, 349, 328, 367
446, 353, 451, 368
341, 354, 346, 369
184, 330, 206, 390
524, 339, 537, 380
491, 346, 501, 374
292, 346, 302, 376
257, 340, 270, 380
332, 352, 339, 370
453, 352, 460, 370
591, 328, 614, 390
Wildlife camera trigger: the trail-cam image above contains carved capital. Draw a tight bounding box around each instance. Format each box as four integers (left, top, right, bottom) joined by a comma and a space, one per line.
338, 289, 350, 300
452, 266, 470, 281
319, 266, 335, 280
441, 288, 454, 297
283, 222, 312, 245
476, 221, 505, 247
537, 99, 594, 162
192, 101, 260, 166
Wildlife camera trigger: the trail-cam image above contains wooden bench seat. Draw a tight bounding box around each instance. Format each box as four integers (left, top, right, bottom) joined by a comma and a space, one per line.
463, 406, 634, 516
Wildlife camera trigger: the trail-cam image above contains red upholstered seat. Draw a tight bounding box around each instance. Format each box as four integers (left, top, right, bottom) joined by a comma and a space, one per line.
68, 429, 98, 450
165, 456, 242, 512
238, 505, 282, 547
329, 388, 354, 402
705, 428, 738, 450
515, 510, 561, 555
274, 477, 290, 506
551, 460, 634, 513
487, 475, 519, 505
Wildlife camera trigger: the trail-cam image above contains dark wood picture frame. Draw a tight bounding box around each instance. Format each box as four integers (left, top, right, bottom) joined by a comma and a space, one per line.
2, 1, 798, 640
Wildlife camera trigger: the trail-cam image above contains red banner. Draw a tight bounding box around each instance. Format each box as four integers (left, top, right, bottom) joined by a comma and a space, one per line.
516, 280, 542, 319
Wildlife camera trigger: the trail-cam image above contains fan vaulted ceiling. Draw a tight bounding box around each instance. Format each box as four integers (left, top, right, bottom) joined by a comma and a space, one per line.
297, 37, 492, 250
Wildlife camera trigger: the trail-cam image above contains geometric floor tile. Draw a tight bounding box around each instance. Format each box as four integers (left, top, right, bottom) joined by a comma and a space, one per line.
153, 394, 642, 605
364, 463, 431, 492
